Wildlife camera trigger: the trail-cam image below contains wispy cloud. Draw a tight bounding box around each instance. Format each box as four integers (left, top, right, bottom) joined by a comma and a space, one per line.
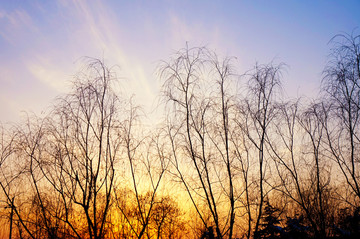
61, 0, 158, 107
0, 8, 37, 45
26, 59, 70, 93
2, 0, 355, 124
1, 0, 160, 118
0, 0, 230, 124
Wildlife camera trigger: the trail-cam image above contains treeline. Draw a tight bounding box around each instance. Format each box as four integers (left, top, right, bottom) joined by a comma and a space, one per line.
0, 33, 359, 239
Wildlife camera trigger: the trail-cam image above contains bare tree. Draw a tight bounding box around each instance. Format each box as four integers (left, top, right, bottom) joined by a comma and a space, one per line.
0, 121, 43, 239
268, 99, 340, 238
1, 58, 171, 239
238, 63, 282, 238
160, 46, 239, 238
268, 101, 321, 237
17, 116, 68, 239
151, 195, 186, 239
37, 58, 123, 239
322, 32, 360, 202
114, 118, 169, 239
0, 125, 27, 239
230, 123, 253, 239
297, 103, 337, 238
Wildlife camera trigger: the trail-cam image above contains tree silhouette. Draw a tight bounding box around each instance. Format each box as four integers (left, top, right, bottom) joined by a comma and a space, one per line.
254, 201, 283, 239
0, 32, 360, 238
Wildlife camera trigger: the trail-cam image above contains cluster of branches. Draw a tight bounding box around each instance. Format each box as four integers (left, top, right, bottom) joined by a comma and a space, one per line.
0, 32, 359, 239
0, 59, 185, 239
158, 32, 360, 239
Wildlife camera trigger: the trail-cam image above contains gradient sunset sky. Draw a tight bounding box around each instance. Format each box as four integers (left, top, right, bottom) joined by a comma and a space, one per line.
1, 0, 359, 123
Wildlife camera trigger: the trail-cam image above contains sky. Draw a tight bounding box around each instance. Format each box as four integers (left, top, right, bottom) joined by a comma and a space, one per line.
0, 0, 359, 124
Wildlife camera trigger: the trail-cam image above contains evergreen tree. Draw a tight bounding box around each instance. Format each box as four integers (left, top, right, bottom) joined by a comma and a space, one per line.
255, 201, 283, 239
283, 215, 309, 239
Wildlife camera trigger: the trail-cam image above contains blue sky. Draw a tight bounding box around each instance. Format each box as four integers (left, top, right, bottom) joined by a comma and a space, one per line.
0, 0, 359, 123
